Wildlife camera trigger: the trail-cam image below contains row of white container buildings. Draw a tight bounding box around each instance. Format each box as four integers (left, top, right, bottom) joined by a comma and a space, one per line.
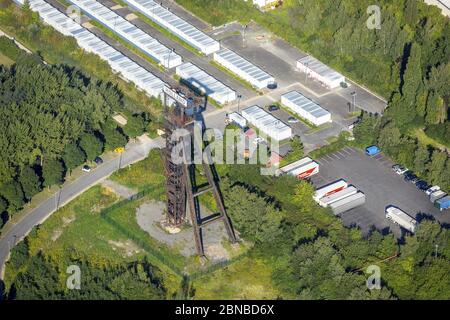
213, 48, 275, 90
123, 0, 220, 55
297, 55, 346, 89
241, 105, 292, 141
314, 180, 366, 215
17, 0, 166, 98
176, 62, 236, 105
68, 0, 182, 68
281, 90, 332, 126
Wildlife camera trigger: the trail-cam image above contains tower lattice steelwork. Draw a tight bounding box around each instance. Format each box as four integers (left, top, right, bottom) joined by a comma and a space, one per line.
163, 86, 236, 257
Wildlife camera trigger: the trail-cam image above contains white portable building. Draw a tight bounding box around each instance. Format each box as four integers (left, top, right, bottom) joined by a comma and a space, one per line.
241, 105, 292, 141
297, 55, 345, 89
281, 91, 332, 126
176, 62, 236, 105
318, 186, 358, 207
213, 48, 275, 89
21, 0, 166, 98
227, 112, 247, 128
123, 0, 220, 55
68, 0, 182, 68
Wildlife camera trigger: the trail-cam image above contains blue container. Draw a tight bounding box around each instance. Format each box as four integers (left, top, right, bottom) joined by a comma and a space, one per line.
365, 145, 380, 156
435, 195, 450, 211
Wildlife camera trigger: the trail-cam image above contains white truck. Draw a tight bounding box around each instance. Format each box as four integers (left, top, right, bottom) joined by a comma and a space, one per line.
329, 192, 365, 215
276, 157, 319, 180
318, 186, 358, 207
385, 206, 417, 233
313, 180, 348, 202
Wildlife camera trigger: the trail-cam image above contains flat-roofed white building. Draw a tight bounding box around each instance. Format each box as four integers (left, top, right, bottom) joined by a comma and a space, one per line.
176, 62, 236, 105
241, 105, 292, 141
281, 90, 332, 126
68, 0, 182, 68
20, 0, 166, 98
297, 55, 345, 89
123, 0, 220, 55
213, 48, 275, 89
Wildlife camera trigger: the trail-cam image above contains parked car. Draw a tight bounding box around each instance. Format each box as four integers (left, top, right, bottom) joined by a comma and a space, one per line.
287, 116, 299, 124
94, 156, 103, 165
415, 180, 430, 191
404, 171, 418, 183
392, 164, 408, 175
253, 137, 265, 145
426, 185, 441, 196
267, 82, 278, 89
340, 82, 348, 88
82, 165, 91, 172
268, 105, 279, 112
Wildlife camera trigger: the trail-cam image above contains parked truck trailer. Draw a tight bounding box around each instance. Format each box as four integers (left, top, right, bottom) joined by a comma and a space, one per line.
385, 206, 417, 233
430, 190, 447, 204
318, 186, 358, 207
313, 180, 348, 202
277, 157, 319, 180
329, 192, 365, 215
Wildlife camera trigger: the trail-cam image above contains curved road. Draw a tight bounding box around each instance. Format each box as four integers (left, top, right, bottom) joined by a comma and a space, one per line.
0, 136, 164, 278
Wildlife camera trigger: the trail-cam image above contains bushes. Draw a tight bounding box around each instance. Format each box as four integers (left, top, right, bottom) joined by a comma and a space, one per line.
0, 36, 23, 60
425, 123, 450, 148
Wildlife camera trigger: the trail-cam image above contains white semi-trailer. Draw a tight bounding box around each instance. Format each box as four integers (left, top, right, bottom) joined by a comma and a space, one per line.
385, 207, 417, 233
318, 186, 358, 207
329, 192, 365, 215
277, 157, 319, 179
313, 180, 348, 202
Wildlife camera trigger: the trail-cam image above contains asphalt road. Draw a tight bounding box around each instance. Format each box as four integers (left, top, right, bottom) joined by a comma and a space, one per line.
0, 136, 164, 278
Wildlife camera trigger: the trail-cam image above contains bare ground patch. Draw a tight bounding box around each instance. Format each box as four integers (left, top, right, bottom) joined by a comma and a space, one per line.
108, 239, 142, 258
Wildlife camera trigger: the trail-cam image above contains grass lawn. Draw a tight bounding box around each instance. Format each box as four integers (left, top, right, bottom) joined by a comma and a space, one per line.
0, 52, 14, 66
412, 128, 449, 152
192, 255, 281, 299
109, 149, 166, 193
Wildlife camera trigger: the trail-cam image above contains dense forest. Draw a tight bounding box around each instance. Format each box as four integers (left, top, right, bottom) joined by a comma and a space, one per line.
0, 48, 151, 229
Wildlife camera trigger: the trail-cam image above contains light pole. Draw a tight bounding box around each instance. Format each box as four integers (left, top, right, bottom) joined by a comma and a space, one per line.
242, 25, 247, 48
237, 94, 242, 114
351, 91, 357, 112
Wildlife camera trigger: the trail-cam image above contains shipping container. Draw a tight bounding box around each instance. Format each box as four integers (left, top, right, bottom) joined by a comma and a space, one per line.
365, 145, 380, 156
385, 206, 417, 233
430, 190, 446, 203
318, 186, 358, 207
435, 195, 450, 211
329, 192, 365, 215
313, 180, 348, 202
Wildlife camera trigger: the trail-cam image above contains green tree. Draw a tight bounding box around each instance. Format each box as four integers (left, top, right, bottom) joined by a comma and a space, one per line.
102, 127, 127, 151
42, 159, 64, 188
62, 143, 86, 174
79, 134, 103, 161
413, 143, 430, 176
18, 166, 41, 201
123, 114, 148, 138
426, 150, 447, 186
0, 181, 25, 212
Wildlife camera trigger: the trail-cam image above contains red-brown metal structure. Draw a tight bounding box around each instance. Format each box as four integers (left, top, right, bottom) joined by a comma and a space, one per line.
163, 86, 236, 257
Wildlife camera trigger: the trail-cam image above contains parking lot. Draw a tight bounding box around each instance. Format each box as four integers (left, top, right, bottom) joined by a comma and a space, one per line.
310, 147, 450, 238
